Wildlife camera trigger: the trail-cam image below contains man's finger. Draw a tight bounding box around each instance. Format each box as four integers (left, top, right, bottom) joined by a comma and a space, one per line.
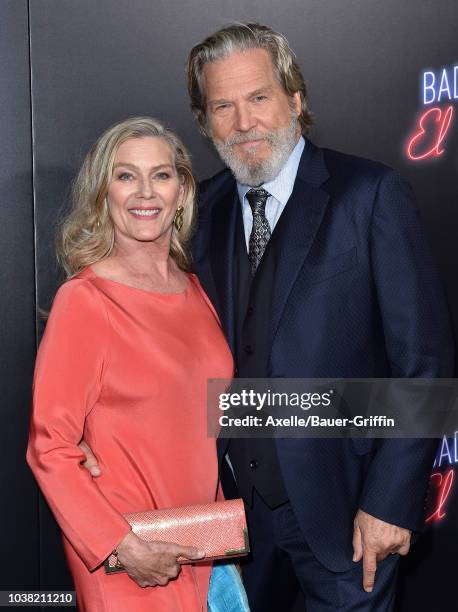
398, 541, 410, 556
352, 522, 363, 562
362, 550, 377, 593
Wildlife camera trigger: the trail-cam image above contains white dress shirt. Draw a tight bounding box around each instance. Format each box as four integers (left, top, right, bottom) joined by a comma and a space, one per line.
236, 136, 305, 251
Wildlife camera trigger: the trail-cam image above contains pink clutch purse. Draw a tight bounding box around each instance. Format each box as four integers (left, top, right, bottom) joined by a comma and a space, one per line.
104, 499, 249, 573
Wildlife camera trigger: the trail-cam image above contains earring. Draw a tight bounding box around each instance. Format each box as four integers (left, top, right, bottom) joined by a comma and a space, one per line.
173, 206, 184, 232
96, 198, 109, 230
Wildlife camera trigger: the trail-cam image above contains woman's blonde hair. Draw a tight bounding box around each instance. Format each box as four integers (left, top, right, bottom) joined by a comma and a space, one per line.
57, 116, 196, 278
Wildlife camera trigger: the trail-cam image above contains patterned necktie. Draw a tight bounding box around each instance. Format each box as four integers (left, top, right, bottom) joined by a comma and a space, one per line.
246, 188, 271, 275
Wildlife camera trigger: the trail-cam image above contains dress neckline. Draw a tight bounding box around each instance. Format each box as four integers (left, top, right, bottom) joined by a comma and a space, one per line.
82, 266, 192, 297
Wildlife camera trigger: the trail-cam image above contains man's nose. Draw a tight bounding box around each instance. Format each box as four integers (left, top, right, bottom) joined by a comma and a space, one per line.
234, 104, 257, 132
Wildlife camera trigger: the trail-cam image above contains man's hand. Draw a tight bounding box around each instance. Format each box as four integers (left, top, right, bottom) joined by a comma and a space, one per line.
115, 531, 205, 587
78, 440, 101, 477
352, 509, 411, 593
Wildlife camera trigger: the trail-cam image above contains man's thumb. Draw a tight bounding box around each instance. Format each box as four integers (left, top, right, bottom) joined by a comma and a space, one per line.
352, 523, 363, 562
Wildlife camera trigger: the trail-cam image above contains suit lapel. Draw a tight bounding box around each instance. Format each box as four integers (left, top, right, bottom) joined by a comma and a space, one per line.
270, 140, 330, 344
209, 186, 238, 352
198, 140, 330, 355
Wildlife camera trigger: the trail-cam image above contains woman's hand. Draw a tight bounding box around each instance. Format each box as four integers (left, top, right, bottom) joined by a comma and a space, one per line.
115, 531, 205, 587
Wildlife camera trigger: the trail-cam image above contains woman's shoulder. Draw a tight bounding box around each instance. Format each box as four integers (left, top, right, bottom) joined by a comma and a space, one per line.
51, 269, 105, 319
40, 270, 109, 357
187, 272, 221, 320
187, 272, 204, 294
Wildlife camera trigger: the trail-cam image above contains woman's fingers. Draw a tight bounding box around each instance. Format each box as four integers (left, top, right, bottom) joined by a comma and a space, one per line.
166, 542, 205, 561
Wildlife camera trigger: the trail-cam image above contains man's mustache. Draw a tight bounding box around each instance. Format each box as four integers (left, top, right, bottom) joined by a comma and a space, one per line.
222, 131, 274, 147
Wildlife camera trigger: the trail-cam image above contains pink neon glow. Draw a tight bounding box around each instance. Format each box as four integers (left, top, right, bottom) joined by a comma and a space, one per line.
406, 105, 454, 160
425, 468, 455, 523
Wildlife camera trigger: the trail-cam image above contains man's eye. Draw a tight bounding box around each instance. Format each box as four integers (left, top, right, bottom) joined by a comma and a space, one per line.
215, 103, 230, 111
253, 95, 267, 102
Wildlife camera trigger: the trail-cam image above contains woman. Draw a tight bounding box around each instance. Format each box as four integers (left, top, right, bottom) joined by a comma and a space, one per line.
27, 117, 238, 611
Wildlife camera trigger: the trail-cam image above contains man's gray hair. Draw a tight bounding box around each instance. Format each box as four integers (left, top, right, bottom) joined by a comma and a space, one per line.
187, 23, 313, 135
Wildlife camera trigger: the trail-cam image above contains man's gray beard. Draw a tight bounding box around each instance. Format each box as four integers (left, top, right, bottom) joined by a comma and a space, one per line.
211, 115, 299, 186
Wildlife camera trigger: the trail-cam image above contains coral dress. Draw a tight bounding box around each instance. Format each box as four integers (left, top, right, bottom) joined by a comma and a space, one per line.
27, 268, 233, 612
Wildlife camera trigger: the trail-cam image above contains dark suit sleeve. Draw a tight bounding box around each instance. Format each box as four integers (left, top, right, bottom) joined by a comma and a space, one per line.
358, 169, 454, 531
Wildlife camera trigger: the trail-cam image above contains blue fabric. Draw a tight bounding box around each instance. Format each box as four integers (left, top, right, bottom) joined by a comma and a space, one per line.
194, 137, 455, 576
244, 494, 400, 611
208, 563, 251, 612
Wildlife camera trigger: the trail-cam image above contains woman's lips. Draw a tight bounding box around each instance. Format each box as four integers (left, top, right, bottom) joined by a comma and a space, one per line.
128, 208, 161, 219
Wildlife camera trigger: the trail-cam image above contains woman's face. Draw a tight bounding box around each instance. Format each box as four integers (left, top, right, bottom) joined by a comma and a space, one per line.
107, 136, 184, 249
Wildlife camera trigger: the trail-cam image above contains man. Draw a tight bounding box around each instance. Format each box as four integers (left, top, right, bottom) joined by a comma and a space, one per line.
82, 23, 453, 611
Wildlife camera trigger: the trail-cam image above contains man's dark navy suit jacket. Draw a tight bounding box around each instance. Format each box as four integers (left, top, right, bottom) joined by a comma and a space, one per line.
192, 137, 454, 572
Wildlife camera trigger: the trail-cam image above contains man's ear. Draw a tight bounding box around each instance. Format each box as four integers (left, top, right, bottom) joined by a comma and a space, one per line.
291, 91, 302, 117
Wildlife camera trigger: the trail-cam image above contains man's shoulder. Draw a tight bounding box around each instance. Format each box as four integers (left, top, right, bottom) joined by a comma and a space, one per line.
321, 145, 395, 183
316, 144, 413, 210
199, 168, 235, 198
198, 167, 234, 205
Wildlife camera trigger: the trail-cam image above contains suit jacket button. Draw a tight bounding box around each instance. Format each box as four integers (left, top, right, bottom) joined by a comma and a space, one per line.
244, 344, 254, 355
249, 459, 259, 469
247, 305, 254, 316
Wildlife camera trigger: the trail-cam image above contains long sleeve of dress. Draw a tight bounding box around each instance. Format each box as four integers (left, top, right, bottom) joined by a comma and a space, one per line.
26, 279, 131, 571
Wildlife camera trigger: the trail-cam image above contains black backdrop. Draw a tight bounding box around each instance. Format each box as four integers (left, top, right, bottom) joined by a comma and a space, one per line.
1, 1, 457, 609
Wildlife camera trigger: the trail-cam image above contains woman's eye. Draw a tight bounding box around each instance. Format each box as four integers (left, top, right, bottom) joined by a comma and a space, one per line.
155, 172, 170, 180
118, 172, 133, 181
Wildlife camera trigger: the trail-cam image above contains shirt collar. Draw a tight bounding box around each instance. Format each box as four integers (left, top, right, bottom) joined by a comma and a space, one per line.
237, 136, 305, 205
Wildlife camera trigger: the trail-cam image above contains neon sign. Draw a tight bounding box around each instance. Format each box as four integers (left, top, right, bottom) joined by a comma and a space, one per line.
406, 105, 454, 160
425, 432, 458, 523
405, 63, 457, 161
422, 66, 458, 105
433, 431, 458, 468
425, 469, 454, 523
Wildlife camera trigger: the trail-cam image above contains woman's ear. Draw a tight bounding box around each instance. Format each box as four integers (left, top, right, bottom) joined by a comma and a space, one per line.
178, 181, 185, 204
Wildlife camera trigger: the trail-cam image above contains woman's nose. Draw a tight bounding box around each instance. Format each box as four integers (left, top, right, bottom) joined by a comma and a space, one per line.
136, 178, 155, 199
